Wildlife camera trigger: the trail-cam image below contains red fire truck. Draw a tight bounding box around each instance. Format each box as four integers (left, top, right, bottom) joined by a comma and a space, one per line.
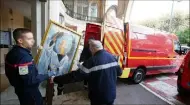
176, 51, 190, 94
82, 6, 183, 83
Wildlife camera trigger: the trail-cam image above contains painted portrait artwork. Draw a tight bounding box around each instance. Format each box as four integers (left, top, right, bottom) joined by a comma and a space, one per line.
35, 20, 81, 77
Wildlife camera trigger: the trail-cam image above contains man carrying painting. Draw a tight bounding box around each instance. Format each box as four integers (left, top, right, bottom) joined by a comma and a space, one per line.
51, 40, 122, 105
5, 28, 55, 105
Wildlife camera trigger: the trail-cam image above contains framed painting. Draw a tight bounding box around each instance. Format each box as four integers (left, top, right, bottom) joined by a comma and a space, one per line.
35, 20, 81, 77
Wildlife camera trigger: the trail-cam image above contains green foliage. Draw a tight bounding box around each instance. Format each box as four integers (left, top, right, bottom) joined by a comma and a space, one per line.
140, 12, 189, 44
188, 42, 190, 47
176, 28, 190, 44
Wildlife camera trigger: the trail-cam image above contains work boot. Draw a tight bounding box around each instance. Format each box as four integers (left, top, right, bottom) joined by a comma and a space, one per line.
57, 84, 64, 95
84, 84, 88, 90
83, 80, 88, 90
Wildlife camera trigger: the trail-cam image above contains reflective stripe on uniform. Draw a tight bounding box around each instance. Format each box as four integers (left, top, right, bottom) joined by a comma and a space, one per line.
79, 62, 119, 73
5, 61, 33, 68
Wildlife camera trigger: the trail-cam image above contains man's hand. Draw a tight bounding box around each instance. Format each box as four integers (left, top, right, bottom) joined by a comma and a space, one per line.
37, 45, 43, 52
77, 62, 83, 67
50, 76, 55, 84
77, 63, 80, 67
48, 70, 56, 77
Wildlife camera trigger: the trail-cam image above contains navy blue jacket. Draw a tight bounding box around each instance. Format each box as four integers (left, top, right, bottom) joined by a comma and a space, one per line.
53, 50, 122, 103
79, 50, 122, 103
5, 46, 48, 89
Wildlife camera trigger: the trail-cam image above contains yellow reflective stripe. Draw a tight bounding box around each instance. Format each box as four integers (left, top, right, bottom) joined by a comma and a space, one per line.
119, 68, 131, 78
117, 31, 124, 44
106, 33, 122, 54
112, 32, 123, 51
104, 36, 115, 53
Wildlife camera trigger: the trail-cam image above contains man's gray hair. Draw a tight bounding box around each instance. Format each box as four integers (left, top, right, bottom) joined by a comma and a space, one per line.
89, 40, 103, 50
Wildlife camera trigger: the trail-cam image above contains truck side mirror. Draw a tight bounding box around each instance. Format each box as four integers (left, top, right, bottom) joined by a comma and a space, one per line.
174, 41, 182, 55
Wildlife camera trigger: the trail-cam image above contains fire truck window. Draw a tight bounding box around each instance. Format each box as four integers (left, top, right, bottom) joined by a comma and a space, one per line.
131, 32, 138, 39
136, 33, 147, 39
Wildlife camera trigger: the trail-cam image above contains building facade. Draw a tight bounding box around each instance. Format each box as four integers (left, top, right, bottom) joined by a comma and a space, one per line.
0, 0, 131, 93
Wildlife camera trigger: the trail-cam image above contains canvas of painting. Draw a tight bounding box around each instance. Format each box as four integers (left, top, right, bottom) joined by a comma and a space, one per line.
35, 20, 81, 76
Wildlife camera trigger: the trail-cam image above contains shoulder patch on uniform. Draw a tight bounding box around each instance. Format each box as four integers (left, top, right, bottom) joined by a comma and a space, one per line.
19, 66, 29, 75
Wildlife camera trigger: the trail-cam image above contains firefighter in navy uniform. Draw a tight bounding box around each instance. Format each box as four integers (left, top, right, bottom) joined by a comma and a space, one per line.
5, 28, 55, 105
51, 40, 122, 105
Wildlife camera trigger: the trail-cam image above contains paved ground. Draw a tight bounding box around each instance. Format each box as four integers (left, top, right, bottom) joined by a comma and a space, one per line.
114, 79, 169, 105
142, 73, 190, 105
1, 78, 169, 105
2, 73, 189, 105
57, 79, 169, 104
0, 74, 9, 92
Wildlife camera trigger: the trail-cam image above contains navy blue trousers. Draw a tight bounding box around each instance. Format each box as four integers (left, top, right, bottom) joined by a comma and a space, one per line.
15, 87, 43, 105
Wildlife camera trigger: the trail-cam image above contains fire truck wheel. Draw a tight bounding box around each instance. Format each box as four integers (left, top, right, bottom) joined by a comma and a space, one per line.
132, 68, 145, 84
